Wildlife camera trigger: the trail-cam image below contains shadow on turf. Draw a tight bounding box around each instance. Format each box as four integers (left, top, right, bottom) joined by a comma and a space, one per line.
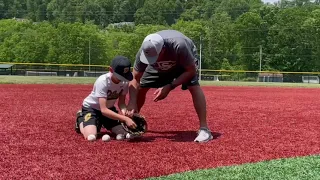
127, 130, 222, 143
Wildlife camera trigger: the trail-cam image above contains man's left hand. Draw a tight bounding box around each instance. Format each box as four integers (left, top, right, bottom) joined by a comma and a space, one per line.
153, 84, 172, 102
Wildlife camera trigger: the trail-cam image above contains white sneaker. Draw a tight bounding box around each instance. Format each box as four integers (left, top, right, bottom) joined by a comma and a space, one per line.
194, 127, 213, 143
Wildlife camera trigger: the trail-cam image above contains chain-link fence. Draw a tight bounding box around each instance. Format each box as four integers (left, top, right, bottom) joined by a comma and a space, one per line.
200, 70, 320, 84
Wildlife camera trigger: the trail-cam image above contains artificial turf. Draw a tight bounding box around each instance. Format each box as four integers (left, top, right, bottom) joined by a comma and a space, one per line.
1, 77, 320, 179
146, 155, 320, 180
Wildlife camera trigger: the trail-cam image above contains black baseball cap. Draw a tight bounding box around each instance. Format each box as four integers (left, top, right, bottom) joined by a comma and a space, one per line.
110, 56, 133, 82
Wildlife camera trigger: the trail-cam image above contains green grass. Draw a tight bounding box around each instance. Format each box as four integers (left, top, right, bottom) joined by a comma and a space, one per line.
1, 75, 320, 88
0, 75, 97, 84
146, 155, 320, 180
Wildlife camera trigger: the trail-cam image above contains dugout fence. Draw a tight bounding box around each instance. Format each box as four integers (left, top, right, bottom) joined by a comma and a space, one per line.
1, 62, 320, 84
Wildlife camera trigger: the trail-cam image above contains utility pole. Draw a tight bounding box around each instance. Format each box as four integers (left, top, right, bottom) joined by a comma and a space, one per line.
89, 40, 91, 71
259, 45, 262, 72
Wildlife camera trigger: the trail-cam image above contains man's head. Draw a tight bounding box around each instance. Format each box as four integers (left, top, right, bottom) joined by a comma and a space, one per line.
139, 33, 164, 65
109, 56, 133, 82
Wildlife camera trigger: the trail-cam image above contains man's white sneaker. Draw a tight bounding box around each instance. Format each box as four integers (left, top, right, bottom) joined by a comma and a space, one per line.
194, 127, 213, 143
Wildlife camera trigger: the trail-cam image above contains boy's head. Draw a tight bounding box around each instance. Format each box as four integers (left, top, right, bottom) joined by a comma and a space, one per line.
109, 56, 133, 82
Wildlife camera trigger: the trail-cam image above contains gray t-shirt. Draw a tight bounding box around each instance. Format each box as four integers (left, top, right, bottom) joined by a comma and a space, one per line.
134, 30, 197, 73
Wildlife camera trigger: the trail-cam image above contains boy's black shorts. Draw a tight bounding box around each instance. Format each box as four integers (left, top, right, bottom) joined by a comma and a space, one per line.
78, 106, 121, 131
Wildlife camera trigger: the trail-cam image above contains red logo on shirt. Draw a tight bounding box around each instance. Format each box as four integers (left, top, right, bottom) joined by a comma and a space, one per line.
154, 61, 176, 71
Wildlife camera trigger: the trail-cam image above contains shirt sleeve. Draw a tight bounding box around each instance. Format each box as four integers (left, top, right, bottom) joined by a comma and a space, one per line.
176, 40, 196, 68
94, 78, 109, 98
134, 48, 148, 72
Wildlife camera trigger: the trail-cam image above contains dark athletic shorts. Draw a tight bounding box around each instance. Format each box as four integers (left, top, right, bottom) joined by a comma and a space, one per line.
78, 106, 121, 131
140, 57, 200, 90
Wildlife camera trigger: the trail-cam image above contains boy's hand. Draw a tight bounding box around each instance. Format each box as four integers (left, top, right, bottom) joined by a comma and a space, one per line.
124, 116, 137, 129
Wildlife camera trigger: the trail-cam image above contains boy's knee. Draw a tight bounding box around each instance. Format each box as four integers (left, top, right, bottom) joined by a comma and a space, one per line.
82, 124, 98, 140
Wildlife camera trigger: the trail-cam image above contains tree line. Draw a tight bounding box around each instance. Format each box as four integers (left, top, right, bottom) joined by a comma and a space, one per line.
1, 0, 320, 72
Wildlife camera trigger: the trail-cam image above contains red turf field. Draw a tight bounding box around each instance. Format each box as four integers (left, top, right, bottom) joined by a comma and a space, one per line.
1, 84, 319, 180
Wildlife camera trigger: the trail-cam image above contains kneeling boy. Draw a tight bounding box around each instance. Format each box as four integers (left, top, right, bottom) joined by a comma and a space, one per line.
75, 56, 137, 141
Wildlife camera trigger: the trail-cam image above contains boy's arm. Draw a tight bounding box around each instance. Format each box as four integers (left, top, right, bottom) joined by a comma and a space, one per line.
98, 98, 137, 129
99, 97, 127, 123
94, 80, 133, 126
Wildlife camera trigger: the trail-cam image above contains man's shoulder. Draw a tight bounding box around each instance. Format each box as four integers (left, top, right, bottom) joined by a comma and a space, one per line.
135, 47, 142, 59
157, 30, 194, 51
156, 30, 186, 39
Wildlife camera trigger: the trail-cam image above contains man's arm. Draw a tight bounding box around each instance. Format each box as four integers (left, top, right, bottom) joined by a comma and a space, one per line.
128, 69, 143, 109
127, 49, 147, 112
118, 88, 127, 115
171, 41, 197, 89
118, 94, 127, 115
171, 63, 196, 89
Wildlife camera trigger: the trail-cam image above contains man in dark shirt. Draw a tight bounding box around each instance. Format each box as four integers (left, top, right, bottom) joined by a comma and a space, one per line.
126, 30, 213, 143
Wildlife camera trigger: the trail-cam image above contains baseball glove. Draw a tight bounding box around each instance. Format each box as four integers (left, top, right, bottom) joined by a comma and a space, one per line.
122, 113, 147, 135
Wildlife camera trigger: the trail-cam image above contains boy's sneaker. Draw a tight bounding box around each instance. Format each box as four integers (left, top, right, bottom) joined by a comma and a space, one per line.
75, 110, 82, 134
194, 127, 213, 143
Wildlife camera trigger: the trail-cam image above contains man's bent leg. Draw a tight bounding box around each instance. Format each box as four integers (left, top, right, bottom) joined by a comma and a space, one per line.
188, 85, 208, 128
188, 85, 213, 143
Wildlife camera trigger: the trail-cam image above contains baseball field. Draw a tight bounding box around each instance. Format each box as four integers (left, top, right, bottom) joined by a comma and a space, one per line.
1, 76, 319, 180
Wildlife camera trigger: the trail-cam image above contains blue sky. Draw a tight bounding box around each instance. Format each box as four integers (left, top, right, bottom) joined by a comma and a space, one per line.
263, 0, 279, 3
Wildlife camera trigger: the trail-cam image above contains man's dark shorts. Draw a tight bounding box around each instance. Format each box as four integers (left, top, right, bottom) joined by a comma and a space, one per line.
140, 59, 200, 90
78, 106, 121, 131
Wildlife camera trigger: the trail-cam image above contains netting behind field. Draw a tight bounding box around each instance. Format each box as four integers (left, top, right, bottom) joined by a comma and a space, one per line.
5, 63, 108, 77
1, 62, 320, 84
83, 71, 106, 77
26, 71, 57, 76
302, 76, 319, 84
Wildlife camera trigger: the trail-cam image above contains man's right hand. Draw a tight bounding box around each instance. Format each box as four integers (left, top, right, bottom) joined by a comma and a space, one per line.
125, 102, 138, 117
